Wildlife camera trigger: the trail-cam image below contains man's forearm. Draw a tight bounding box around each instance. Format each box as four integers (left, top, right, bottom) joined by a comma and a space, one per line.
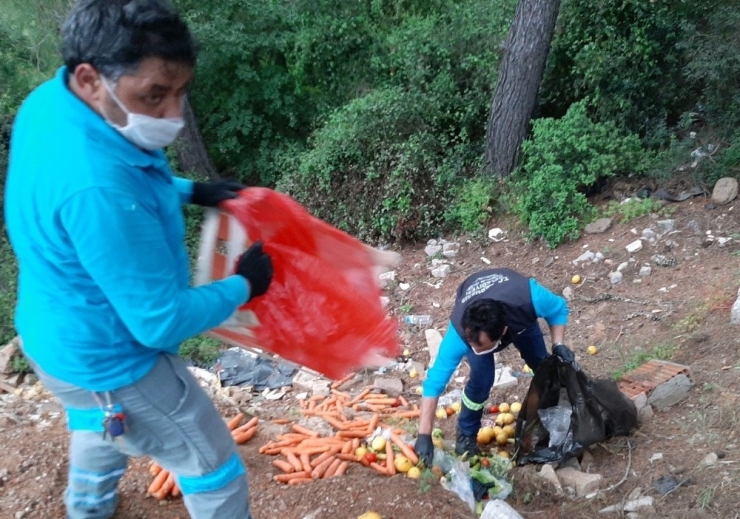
418, 397, 439, 435
549, 324, 565, 345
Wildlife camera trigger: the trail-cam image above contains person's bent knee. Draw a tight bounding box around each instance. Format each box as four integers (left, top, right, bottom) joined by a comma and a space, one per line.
179, 453, 252, 519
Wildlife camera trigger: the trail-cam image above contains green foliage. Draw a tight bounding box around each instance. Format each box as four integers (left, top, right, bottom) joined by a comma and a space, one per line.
602, 198, 665, 224
511, 100, 646, 247
444, 176, 497, 233
12, 353, 31, 374
541, 0, 701, 140
610, 342, 678, 380
178, 335, 223, 367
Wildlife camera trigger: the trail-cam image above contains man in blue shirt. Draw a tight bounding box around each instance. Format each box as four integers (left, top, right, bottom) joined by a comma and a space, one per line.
4, 1, 271, 518
414, 269, 569, 466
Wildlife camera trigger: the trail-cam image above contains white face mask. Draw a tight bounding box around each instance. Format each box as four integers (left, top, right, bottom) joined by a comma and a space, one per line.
472, 339, 500, 356
101, 77, 184, 150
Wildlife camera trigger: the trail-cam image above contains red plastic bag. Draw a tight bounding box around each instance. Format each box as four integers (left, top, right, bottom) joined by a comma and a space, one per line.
196, 187, 400, 380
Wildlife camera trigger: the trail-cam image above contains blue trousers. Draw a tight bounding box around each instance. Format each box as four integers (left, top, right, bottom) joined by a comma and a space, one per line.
457, 322, 549, 437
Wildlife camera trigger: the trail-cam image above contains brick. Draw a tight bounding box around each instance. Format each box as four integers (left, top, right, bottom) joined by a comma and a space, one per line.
556, 467, 602, 497
619, 360, 693, 411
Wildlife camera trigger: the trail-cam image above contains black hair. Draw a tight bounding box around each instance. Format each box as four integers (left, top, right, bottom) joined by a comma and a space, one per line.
62, 0, 198, 81
460, 299, 506, 345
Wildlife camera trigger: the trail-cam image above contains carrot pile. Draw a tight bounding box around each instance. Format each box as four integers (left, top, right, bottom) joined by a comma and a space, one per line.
146, 412, 259, 500
260, 381, 421, 485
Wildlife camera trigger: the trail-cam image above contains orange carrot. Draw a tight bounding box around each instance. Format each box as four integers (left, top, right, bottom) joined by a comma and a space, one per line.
330, 372, 355, 389
232, 416, 259, 434
226, 412, 245, 431
336, 453, 358, 462
334, 461, 349, 477
367, 414, 380, 433
274, 471, 310, 483
347, 387, 372, 406
170, 484, 181, 498
363, 397, 398, 406
283, 450, 304, 472
351, 438, 361, 450
299, 453, 312, 473
272, 459, 295, 473
323, 457, 343, 478
335, 399, 344, 414
311, 455, 336, 479
385, 440, 396, 475
149, 461, 162, 476
398, 396, 410, 408
276, 433, 309, 442
308, 400, 317, 411
323, 416, 348, 431
155, 472, 176, 499
331, 388, 352, 399
309, 394, 325, 402
391, 433, 419, 465
337, 430, 368, 439
147, 468, 169, 494
287, 477, 314, 485
310, 447, 341, 468
233, 427, 257, 444
292, 424, 320, 437
388, 410, 421, 418
270, 418, 291, 425
289, 446, 332, 456
341, 441, 353, 454
369, 462, 389, 475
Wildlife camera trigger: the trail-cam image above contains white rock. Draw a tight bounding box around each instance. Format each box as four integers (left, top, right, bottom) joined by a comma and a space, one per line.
599, 496, 655, 513
573, 251, 595, 265
488, 228, 507, 241
562, 286, 574, 300
641, 228, 657, 240
718, 237, 732, 248
639, 266, 652, 277
626, 240, 643, 253
657, 219, 675, 232
481, 257, 491, 265
442, 242, 460, 258
425, 244, 442, 257
608, 271, 623, 285
431, 265, 451, 278
700, 452, 718, 467
617, 262, 630, 272
731, 289, 740, 324
480, 499, 523, 519
399, 283, 410, 291
593, 252, 605, 263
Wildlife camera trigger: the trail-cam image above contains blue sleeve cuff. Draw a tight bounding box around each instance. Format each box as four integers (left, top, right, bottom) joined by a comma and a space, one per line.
219, 275, 250, 306
422, 323, 467, 398
174, 177, 194, 205
530, 279, 569, 326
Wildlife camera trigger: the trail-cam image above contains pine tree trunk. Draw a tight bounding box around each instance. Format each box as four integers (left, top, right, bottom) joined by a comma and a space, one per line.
485, 0, 562, 177
172, 97, 218, 179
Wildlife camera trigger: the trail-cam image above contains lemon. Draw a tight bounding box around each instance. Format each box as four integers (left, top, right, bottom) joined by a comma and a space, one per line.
394, 455, 413, 473
502, 413, 515, 425
402, 348, 411, 356
571, 274, 581, 284
358, 512, 382, 519
498, 451, 510, 459
451, 401, 462, 413
492, 426, 503, 437
510, 402, 522, 414
502, 425, 516, 438
522, 364, 532, 374
494, 414, 506, 426
371, 436, 386, 452
498, 402, 510, 413
495, 432, 509, 445
436, 408, 448, 420
477, 426, 496, 445
414, 386, 423, 394
587, 345, 599, 355
409, 368, 418, 378
407, 466, 422, 479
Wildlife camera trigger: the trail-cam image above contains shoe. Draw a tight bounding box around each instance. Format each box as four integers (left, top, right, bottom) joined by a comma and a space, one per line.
455, 434, 479, 457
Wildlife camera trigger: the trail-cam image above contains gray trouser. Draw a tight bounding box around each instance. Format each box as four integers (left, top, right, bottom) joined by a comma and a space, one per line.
31, 354, 252, 519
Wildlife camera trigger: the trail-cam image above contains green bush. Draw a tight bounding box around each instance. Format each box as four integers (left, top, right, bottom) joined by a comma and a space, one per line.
511, 100, 646, 247
444, 176, 497, 233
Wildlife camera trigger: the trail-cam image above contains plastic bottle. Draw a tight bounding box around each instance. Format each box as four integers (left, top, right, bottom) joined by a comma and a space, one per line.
403, 315, 433, 326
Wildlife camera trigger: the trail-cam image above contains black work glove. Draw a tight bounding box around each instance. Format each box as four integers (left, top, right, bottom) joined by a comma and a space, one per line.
191, 179, 246, 208
235, 241, 273, 300
415, 434, 434, 468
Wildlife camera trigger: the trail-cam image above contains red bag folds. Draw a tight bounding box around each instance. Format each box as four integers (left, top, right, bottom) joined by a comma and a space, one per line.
202, 187, 400, 380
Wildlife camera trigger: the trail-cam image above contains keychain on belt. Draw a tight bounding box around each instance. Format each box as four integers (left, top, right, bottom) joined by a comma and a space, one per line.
94, 392, 126, 440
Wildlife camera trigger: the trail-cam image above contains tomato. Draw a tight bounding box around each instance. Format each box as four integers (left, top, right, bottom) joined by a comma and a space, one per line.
489, 405, 499, 414
391, 398, 402, 408
481, 458, 491, 468
365, 452, 378, 463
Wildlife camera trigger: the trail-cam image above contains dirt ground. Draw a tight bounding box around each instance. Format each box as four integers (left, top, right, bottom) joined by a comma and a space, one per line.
2, 182, 740, 519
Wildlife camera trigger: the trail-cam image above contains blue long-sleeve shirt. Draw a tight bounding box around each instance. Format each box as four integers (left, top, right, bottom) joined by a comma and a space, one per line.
422, 278, 568, 398
4, 67, 248, 391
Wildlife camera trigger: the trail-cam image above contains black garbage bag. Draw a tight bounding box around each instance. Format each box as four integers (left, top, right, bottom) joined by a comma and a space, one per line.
514, 345, 638, 466
216, 348, 298, 391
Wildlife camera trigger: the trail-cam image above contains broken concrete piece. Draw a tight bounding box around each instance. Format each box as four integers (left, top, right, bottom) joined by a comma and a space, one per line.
573, 251, 595, 265
480, 499, 523, 519
711, 177, 738, 204
493, 366, 517, 390
556, 467, 602, 497
626, 240, 643, 253
0, 337, 20, 375
585, 218, 613, 234
291, 370, 331, 396
599, 496, 654, 513
442, 242, 460, 258
378, 271, 396, 288
373, 377, 403, 397
537, 465, 564, 494
431, 264, 451, 278
425, 329, 443, 368
424, 244, 442, 257
648, 374, 693, 410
